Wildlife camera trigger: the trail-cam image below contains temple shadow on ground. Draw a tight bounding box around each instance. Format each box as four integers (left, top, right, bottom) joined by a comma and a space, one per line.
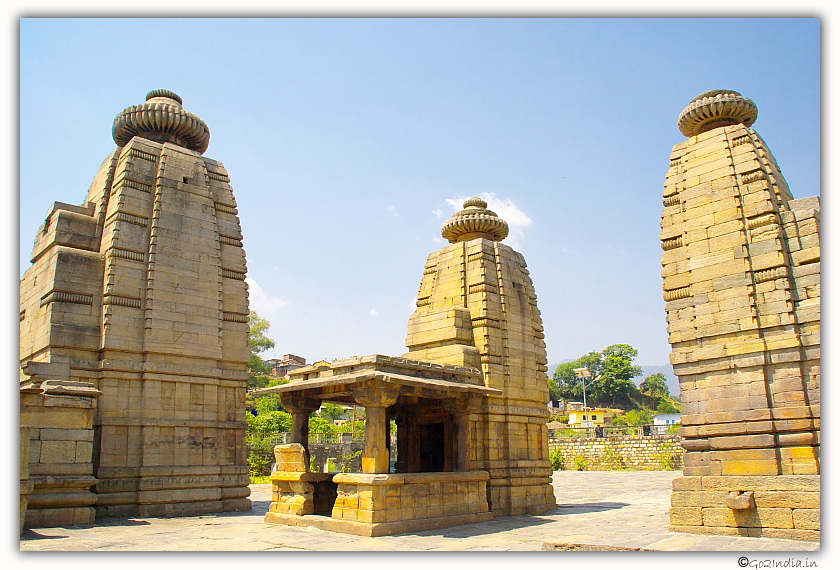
552, 501, 630, 514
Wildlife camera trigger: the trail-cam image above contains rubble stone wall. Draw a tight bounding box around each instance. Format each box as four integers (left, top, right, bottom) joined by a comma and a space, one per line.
549, 435, 684, 471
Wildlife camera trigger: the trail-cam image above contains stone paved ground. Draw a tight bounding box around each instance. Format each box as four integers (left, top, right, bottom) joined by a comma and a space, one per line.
19, 471, 820, 552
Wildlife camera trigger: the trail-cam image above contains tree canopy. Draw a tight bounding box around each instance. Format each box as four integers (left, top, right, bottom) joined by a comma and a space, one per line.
248, 311, 276, 389
550, 344, 643, 407
640, 372, 669, 409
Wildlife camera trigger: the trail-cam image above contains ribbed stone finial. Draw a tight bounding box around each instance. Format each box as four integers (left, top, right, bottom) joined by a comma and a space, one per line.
678, 89, 758, 138
145, 89, 183, 105
441, 197, 509, 243
112, 90, 210, 154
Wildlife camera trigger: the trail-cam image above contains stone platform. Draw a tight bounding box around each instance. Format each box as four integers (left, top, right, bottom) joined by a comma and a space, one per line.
265, 471, 493, 536
20, 471, 820, 552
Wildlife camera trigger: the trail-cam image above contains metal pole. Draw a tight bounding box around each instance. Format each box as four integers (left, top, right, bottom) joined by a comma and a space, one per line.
581, 377, 588, 436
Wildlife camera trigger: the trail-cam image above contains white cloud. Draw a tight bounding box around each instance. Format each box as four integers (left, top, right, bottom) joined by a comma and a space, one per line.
388, 205, 399, 217
432, 236, 444, 244
445, 192, 532, 249
245, 277, 288, 314
432, 208, 442, 218
369, 308, 379, 317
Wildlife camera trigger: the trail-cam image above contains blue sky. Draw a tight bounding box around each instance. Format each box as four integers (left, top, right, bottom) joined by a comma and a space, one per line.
16, 18, 820, 374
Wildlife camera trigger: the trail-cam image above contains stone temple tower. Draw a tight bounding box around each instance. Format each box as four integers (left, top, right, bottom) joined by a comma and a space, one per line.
404, 198, 556, 516
661, 90, 820, 540
20, 90, 252, 518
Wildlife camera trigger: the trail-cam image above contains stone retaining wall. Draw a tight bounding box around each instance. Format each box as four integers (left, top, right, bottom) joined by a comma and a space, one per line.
549, 435, 684, 471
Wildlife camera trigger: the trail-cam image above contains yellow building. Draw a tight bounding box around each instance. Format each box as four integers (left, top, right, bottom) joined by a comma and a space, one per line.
566, 404, 606, 428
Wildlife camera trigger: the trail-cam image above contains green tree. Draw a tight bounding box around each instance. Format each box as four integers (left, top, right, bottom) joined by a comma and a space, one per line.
550, 346, 645, 407
318, 403, 346, 421
248, 311, 276, 389
309, 416, 339, 434
551, 351, 602, 401
640, 372, 669, 409
657, 400, 679, 414
594, 344, 643, 407
246, 409, 292, 434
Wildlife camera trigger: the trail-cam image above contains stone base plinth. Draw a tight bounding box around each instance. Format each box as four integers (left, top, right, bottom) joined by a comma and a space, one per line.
482, 462, 557, 516
265, 470, 493, 537
93, 466, 251, 518
20, 371, 101, 530
669, 475, 820, 542
265, 510, 493, 537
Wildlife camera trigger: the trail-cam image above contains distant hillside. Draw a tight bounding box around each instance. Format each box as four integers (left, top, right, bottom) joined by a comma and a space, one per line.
546, 362, 680, 398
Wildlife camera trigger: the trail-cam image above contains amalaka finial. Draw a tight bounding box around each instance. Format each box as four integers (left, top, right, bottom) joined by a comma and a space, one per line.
441, 197, 509, 244
113, 89, 210, 154
678, 89, 758, 138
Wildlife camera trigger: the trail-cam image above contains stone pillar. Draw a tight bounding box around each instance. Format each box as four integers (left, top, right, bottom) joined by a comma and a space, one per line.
454, 415, 471, 472
355, 385, 400, 475
394, 413, 409, 473
364, 407, 389, 474
448, 394, 481, 472
281, 396, 319, 468
20, 427, 33, 536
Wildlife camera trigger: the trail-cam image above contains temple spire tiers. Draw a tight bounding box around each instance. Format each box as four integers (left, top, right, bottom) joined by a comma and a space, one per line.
662, 90, 820, 541
405, 198, 556, 516
20, 90, 251, 525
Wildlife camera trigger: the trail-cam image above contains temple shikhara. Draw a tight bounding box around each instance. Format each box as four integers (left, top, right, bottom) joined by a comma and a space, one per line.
661, 90, 820, 540
20, 90, 252, 528
262, 198, 556, 536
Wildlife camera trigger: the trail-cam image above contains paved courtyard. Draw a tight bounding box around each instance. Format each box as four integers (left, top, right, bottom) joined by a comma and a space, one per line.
20, 471, 819, 552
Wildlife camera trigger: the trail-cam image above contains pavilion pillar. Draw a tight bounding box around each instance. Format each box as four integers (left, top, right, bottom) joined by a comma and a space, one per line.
355, 384, 400, 474
280, 396, 319, 468
449, 394, 483, 472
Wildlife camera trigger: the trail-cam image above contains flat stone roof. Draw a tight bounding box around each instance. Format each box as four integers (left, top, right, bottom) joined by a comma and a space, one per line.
255, 354, 498, 404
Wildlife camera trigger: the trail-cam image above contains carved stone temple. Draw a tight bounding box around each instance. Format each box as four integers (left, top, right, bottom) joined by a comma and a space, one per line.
262, 198, 555, 536
19, 90, 252, 527
661, 90, 820, 541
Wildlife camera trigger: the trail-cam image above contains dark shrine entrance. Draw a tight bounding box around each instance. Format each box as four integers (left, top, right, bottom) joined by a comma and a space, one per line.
394, 402, 456, 474
417, 423, 445, 472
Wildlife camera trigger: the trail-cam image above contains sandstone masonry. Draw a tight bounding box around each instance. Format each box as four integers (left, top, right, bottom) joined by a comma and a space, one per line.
404, 198, 556, 516
19, 90, 252, 524
661, 90, 820, 541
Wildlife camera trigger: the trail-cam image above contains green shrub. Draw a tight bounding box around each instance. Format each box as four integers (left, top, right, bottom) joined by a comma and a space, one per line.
657, 400, 679, 414
604, 447, 626, 470
549, 448, 564, 471
626, 408, 654, 426
574, 455, 588, 471
339, 450, 363, 472
247, 451, 271, 477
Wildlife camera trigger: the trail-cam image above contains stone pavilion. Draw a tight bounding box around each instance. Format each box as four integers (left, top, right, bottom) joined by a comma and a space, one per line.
262, 198, 556, 536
